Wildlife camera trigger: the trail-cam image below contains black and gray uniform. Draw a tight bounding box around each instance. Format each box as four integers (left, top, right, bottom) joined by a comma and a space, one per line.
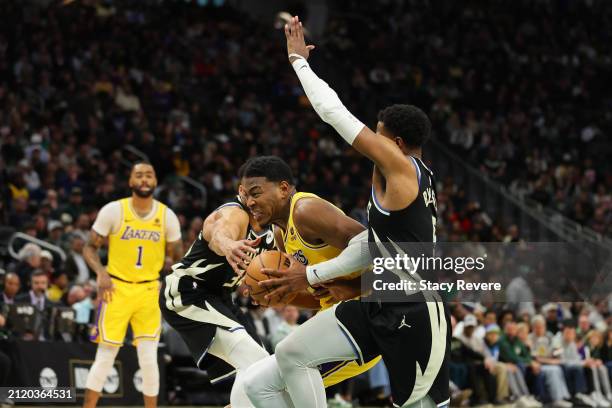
335, 157, 450, 407
160, 197, 275, 380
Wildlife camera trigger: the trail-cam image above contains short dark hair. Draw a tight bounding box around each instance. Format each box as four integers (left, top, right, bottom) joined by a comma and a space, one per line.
130, 161, 154, 173
377, 104, 431, 148
30, 270, 48, 280
241, 156, 294, 185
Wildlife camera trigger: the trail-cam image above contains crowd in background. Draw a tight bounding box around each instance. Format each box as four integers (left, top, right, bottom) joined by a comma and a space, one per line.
0, 0, 611, 406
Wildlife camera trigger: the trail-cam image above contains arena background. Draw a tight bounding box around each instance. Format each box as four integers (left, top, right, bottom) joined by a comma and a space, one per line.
0, 0, 611, 407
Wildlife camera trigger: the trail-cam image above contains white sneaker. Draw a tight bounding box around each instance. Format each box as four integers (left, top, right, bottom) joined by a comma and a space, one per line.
590, 392, 611, 408
576, 393, 598, 408
516, 396, 533, 408
525, 395, 543, 408
553, 399, 573, 408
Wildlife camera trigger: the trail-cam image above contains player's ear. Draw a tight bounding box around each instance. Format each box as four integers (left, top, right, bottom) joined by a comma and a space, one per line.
279, 181, 290, 198
394, 136, 403, 148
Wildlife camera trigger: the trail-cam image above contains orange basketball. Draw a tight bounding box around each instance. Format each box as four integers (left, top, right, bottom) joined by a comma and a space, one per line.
244, 250, 296, 307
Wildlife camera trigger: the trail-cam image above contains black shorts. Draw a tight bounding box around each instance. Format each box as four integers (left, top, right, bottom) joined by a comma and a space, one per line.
335, 299, 450, 407
160, 285, 263, 383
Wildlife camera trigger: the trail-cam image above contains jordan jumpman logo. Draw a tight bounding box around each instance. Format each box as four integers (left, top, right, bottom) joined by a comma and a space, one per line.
398, 315, 411, 329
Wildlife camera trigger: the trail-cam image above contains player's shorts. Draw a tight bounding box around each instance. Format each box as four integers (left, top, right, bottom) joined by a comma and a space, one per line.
335, 299, 450, 407
320, 355, 381, 387
91, 278, 161, 347
160, 281, 263, 382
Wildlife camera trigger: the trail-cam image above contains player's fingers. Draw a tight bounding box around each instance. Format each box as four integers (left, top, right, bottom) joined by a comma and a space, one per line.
260, 267, 284, 277
258, 277, 284, 288
284, 23, 290, 39
307, 45, 315, 51
245, 237, 261, 248
292, 16, 299, 38
313, 288, 330, 300
298, 22, 305, 41
264, 286, 287, 301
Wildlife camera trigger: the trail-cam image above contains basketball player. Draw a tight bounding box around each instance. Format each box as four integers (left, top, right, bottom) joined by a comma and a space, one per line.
238, 156, 382, 404
159, 175, 278, 408
245, 16, 449, 408
83, 162, 182, 408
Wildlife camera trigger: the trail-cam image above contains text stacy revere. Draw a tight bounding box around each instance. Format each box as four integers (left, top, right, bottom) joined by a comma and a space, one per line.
372, 279, 502, 293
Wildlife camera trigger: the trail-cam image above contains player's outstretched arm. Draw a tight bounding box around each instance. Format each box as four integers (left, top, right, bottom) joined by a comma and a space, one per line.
204, 205, 258, 273
285, 15, 409, 177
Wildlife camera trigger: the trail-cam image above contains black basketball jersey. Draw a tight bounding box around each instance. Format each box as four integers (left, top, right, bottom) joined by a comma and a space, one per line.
367, 156, 437, 245
169, 197, 275, 305
367, 156, 437, 293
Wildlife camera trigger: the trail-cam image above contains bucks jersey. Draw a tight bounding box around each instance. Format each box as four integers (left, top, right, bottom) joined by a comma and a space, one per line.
165, 197, 275, 308
106, 198, 167, 282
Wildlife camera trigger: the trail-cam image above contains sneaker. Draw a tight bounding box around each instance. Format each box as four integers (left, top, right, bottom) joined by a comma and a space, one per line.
526, 395, 543, 408
575, 393, 598, 408
516, 396, 533, 408
553, 400, 574, 408
327, 394, 353, 408
590, 392, 611, 408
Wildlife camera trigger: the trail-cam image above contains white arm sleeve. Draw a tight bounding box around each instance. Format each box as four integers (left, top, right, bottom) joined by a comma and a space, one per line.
165, 208, 182, 242
92, 201, 121, 237
291, 58, 365, 145
306, 229, 371, 285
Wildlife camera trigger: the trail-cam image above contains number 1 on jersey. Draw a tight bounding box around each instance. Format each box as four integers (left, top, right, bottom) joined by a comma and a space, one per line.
136, 246, 144, 267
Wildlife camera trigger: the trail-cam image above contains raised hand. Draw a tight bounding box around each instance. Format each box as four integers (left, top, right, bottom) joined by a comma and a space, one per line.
285, 15, 315, 62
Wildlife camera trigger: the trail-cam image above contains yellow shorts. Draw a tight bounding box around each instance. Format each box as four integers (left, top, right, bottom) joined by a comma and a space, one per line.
91, 279, 161, 347
322, 355, 381, 388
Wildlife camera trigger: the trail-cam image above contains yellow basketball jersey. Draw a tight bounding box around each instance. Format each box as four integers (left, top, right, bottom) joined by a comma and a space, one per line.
282, 192, 343, 309
107, 198, 167, 282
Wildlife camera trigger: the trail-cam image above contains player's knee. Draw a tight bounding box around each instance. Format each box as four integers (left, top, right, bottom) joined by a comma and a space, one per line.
86, 345, 120, 392
275, 336, 305, 371
136, 341, 159, 396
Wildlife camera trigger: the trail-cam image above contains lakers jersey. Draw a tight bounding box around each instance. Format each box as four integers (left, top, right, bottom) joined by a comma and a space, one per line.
282, 192, 344, 309
107, 198, 167, 282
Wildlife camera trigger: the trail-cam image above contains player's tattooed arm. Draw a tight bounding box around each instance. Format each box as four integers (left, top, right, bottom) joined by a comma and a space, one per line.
293, 198, 365, 249
204, 206, 258, 273
83, 230, 114, 301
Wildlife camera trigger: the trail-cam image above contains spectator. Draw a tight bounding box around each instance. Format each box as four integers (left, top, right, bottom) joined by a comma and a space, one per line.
15, 271, 53, 312
585, 330, 612, 404
46, 220, 64, 249
558, 322, 599, 407
64, 232, 91, 283
39, 250, 55, 279
528, 315, 573, 408
15, 270, 55, 340
455, 315, 508, 404
499, 321, 543, 406
1, 272, 20, 305
46, 271, 69, 303
12, 243, 42, 292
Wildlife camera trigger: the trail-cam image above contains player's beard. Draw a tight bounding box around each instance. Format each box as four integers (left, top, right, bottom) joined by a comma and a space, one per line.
131, 185, 154, 198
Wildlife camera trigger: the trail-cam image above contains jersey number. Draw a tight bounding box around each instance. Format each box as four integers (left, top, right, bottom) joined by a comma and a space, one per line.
136, 246, 144, 267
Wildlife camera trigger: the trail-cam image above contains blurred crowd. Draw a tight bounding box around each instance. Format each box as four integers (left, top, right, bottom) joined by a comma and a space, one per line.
324, 0, 612, 237
0, 0, 611, 406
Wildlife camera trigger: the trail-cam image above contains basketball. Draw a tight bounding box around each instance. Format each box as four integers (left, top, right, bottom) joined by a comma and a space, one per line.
244, 250, 296, 307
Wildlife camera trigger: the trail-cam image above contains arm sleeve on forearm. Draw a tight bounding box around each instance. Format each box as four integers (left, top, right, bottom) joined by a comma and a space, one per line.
306, 229, 371, 285
291, 58, 365, 145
